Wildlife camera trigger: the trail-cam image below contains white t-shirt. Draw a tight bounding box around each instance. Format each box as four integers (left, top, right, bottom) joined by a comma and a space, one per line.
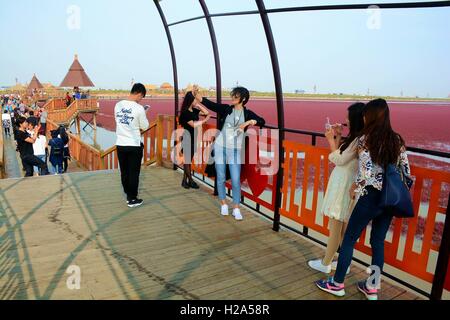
33, 135, 47, 156
114, 100, 149, 147
2, 113, 11, 123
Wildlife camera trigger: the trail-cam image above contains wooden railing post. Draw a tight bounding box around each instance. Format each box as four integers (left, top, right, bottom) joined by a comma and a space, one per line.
156, 115, 164, 166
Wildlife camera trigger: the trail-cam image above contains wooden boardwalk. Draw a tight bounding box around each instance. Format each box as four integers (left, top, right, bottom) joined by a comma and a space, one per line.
0, 167, 420, 300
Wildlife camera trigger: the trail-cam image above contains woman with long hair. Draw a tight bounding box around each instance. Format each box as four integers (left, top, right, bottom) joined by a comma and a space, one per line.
316, 98, 412, 300
308, 102, 365, 274
178, 91, 211, 189
58, 125, 71, 173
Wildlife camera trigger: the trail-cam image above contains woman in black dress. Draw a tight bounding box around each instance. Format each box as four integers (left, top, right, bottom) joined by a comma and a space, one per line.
178, 91, 210, 189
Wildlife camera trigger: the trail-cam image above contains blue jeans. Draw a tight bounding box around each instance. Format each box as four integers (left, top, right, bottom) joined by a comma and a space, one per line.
51, 162, 63, 174
334, 186, 393, 284
34, 155, 46, 175
214, 144, 242, 205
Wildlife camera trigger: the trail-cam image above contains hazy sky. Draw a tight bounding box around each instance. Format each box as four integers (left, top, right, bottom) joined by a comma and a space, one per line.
1, 0, 449, 97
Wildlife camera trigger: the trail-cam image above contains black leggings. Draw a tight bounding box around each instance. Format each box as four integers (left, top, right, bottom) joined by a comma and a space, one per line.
21, 154, 49, 177
117, 144, 143, 201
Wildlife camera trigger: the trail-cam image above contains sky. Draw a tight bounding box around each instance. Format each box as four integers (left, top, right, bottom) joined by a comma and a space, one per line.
0, 0, 449, 98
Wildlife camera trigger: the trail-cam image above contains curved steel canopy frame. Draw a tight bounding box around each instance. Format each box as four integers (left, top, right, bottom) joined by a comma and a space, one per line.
153, 0, 450, 300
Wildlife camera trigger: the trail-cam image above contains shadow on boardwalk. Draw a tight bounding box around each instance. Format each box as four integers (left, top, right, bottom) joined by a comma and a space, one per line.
0, 167, 420, 300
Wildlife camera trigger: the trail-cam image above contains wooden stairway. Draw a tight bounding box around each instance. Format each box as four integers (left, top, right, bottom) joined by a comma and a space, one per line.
46, 98, 99, 127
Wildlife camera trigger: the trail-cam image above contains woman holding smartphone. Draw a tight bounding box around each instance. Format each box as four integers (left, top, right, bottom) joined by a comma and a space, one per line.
178, 91, 211, 189
308, 102, 365, 274
316, 98, 412, 300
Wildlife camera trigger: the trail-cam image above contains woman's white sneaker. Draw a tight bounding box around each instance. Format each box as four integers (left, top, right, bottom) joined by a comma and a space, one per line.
308, 259, 332, 274
232, 208, 243, 220
220, 204, 229, 216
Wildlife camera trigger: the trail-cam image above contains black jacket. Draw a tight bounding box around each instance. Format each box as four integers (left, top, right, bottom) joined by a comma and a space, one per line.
201, 98, 265, 131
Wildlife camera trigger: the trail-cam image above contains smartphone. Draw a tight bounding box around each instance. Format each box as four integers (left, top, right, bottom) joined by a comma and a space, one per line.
325, 117, 332, 130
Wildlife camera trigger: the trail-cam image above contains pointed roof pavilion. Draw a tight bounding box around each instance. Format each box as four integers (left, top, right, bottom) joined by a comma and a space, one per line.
60, 54, 95, 87
27, 73, 44, 91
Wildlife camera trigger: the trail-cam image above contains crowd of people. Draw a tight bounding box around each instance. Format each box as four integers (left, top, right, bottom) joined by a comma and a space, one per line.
114, 83, 413, 301
1, 94, 71, 177
65, 87, 90, 107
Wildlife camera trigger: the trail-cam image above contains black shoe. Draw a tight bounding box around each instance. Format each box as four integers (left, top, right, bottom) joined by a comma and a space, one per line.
128, 198, 143, 208
181, 180, 190, 189
189, 181, 200, 189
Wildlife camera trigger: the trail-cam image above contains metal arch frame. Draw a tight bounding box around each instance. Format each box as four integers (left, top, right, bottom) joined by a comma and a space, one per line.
153, 0, 450, 300
153, 0, 179, 171
198, 0, 221, 195
254, 0, 285, 232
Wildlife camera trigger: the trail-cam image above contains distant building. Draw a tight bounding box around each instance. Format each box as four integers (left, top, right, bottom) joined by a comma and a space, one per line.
60, 54, 95, 88
160, 82, 174, 93
295, 89, 305, 94
144, 84, 158, 91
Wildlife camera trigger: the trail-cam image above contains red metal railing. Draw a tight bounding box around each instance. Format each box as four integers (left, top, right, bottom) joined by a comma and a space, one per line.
279, 140, 450, 295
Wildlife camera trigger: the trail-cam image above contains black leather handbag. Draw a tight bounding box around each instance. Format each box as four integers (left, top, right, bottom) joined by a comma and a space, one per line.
380, 164, 414, 218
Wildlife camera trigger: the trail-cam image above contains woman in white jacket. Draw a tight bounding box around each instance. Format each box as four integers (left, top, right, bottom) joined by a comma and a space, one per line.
308, 102, 365, 273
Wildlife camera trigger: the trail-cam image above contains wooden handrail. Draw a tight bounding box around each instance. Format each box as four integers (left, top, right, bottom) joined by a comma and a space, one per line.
46, 114, 169, 171
100, 119, 157, 157
47, 98, 99, 125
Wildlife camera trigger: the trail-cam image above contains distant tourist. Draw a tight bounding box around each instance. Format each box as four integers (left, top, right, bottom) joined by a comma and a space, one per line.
114, 83, 150, 208
307, 102, 364, 274
74, 87, 81, 100
40, 107, 48, 134
15, 117, 49, 177
19, 101, 26, 114
316, 98, 413, 301
32, 126, 48, 176
194, 86, 265, 221
27, 110, 38, 127
178, 91, 211, 189
48, 130, 64, 174
2, 110, 12, 137
59, 125, 71, 173
65, 92, 72, 107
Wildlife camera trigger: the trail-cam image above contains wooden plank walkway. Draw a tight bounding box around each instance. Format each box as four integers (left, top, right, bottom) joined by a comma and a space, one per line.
0, 167, 420, 300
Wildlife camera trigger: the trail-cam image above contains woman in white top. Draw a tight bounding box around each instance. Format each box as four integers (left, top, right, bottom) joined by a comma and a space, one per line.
308, 102, 365, 274
2, 110, 11, 137
33, 126, 48, 175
